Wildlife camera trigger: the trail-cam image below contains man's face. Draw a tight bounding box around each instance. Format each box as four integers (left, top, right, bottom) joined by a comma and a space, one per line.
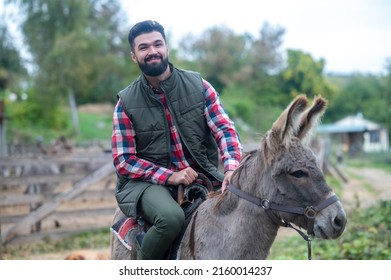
131, 31, 169, 76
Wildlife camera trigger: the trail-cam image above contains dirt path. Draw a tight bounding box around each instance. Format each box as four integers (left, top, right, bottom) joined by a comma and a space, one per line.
340, 166, 391, 209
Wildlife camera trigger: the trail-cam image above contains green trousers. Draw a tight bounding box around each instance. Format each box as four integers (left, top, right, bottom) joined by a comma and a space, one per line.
138, 185, 185, 260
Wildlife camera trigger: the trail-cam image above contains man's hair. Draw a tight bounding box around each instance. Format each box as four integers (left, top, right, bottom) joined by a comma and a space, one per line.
128, 20, 166, 52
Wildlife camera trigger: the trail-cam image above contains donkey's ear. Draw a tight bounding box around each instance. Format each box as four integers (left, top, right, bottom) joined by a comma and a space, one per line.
296, 96, 327, 140
268, 94, 308, 149
271, 95, 308, 146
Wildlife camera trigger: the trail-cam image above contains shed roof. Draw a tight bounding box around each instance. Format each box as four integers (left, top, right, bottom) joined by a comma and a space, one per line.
318, 114, 383, 134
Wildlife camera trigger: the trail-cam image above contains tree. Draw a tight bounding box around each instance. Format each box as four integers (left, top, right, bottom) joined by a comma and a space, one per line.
245, 22, 285, 106
178, 25, 249, 93
279, 49, 334, 105
6, 0, 130, 134
382, 59, 391, 135
0, 21, 28, 156
177, 22, 288, 132
0, 21, 27, 93
247, 22, 285, 74
326, 72, 390, 137
178, 23, 285, 103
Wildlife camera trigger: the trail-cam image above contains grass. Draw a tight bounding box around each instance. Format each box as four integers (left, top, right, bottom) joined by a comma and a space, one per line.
76, 112, 112, 143
325, 174, 343, 198
345, 152, 391, 172
4, 102, 113, 146
1, 228, 111, 260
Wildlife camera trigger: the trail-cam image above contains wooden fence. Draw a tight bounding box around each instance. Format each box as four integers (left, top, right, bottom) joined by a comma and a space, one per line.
0, 146, 117, 246
0, 137, 347, 248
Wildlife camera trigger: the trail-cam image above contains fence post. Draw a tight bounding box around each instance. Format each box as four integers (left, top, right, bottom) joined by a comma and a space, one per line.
0, 100, 7, 157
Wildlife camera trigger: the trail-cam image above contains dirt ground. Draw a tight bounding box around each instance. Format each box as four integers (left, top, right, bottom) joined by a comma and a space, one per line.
78, 103, 114, 115
339, 165, 391, 208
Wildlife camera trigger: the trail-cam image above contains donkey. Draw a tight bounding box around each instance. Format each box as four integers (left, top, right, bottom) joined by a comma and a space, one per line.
111, 95, 347, 260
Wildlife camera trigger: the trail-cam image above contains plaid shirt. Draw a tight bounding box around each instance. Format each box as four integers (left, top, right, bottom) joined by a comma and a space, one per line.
112, 79, 242, 185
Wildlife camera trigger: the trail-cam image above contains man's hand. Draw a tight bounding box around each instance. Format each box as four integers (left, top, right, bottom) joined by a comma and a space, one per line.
167, 167, 198, 186
221, 170, 234, 193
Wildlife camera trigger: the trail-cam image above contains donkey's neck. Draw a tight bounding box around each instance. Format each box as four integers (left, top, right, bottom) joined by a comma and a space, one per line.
215, 187, 280, 259
230, 148, 281, 259
235, 193, 280, 259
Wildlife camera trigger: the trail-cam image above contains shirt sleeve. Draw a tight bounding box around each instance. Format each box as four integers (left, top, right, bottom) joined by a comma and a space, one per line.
111, 100, 173, 185
202, 79, 243, 173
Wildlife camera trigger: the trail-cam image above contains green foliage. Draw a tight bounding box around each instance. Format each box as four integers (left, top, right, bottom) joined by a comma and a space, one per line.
279, 49, 334, 103
5, 87, 70, 142
269, 200, 391, 260
0, 22, 27, 91
327, 74, 384, 120
220, 83, 284, 135
178, 23, 285, 98
220, 84, 255, 121
4, 94, 113, 144
179, 26, 250, 93
315, 200, 391, 259
325, 72, 391, 143
5, 0, 130, 134
3, 1, 391, 145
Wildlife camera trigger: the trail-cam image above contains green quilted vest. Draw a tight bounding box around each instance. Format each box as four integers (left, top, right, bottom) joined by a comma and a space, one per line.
118, 65, 224, 182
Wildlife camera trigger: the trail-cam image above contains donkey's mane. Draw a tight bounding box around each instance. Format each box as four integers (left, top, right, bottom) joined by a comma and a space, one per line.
213, 147, 267, 212
232, 149, 259, 190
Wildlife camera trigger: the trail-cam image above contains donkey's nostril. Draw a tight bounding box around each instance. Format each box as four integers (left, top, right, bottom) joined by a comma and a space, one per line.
333, 214, 346, 230
334, 216, 342, 228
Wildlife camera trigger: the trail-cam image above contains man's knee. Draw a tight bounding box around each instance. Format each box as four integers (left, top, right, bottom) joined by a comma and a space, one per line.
156, 207, 185, 235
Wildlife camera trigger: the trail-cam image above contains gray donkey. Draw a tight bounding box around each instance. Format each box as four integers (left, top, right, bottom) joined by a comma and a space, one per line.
111, 95, 347, 260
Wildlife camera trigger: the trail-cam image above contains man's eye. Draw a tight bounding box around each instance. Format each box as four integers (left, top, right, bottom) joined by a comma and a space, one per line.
290, 170, 308, 178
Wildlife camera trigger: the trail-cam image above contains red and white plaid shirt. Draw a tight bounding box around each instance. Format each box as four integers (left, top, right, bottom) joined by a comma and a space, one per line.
112, 79, 242, 185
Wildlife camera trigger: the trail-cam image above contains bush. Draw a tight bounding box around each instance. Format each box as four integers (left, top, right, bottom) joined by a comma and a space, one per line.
269, 200, 391, 260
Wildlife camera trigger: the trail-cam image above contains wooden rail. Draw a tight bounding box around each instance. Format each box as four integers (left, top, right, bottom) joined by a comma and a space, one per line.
0, 150, 117, 245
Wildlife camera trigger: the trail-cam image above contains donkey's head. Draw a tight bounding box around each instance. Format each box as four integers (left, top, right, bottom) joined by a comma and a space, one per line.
264, 95, 346, 239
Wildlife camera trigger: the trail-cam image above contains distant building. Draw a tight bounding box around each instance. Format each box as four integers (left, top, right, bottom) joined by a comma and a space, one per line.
317, 113, 389, 155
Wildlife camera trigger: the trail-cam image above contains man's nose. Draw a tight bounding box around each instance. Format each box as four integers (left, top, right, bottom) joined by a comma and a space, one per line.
148, 46, 159, 54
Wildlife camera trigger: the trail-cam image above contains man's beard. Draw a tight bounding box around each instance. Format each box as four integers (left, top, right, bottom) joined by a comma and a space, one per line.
138, 56, 169, 77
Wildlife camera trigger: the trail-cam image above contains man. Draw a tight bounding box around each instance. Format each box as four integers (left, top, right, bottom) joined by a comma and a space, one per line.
111, 20, 242, 259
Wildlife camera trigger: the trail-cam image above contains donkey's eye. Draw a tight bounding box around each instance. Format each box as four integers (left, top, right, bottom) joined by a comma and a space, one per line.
290, 170, 308, 178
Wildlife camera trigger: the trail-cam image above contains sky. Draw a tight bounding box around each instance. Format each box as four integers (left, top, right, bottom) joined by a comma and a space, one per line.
121, 0, 391, 74
1, 0, 390, 74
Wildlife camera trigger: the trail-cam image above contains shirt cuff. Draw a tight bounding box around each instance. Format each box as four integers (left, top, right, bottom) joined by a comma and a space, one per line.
152, 167, 174, 185
223, 158, 241, 173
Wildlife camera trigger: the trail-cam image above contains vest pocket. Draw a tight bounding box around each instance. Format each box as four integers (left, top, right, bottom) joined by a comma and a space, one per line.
136, 130, 169, 166
179, 101, 203, 115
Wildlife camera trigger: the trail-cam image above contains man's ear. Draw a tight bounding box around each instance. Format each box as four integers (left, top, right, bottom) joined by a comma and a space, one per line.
130, 51, 137, 64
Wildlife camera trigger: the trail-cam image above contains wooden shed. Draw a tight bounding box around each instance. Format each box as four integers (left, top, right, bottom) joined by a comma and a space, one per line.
317, 113, 389, 155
